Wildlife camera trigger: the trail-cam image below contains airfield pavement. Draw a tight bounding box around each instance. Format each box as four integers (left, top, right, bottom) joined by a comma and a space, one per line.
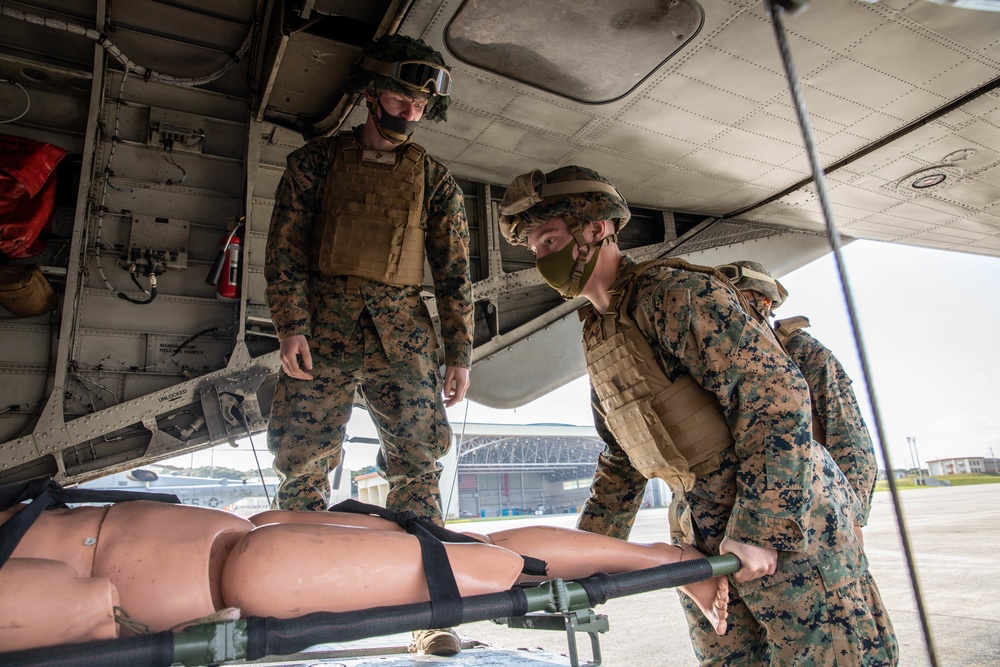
456, 483, 1000, 666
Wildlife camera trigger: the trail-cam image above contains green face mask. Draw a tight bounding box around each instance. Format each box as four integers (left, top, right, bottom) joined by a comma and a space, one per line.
535, 233, 602, 299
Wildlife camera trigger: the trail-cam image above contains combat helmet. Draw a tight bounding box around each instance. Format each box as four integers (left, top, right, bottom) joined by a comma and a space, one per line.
498, 165, 631, 247
346, 34, 452, 122
715, 260, 788, 307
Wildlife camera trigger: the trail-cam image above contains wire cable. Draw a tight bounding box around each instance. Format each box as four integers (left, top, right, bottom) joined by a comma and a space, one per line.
91, 72, 157, 305
236, 407, 272, 507
0, 4, 256, 88
765, 2, 938, 665
443, 398, 471, 521
0, 79, 29, 123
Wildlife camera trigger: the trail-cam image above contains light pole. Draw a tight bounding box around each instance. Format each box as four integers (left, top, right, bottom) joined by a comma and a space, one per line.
907, 436, 923, 484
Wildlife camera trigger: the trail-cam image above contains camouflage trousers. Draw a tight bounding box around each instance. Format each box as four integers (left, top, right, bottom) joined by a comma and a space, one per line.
675, 454, 898, 666
681, 569, 897, 666
267, 310, 452, 525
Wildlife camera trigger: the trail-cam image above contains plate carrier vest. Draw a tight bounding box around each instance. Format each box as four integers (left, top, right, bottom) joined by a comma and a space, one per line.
309, 134, 427, 286
582, 259, 744, 494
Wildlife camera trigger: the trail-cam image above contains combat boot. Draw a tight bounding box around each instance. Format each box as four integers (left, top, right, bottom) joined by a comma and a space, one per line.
409, 627, 461, 656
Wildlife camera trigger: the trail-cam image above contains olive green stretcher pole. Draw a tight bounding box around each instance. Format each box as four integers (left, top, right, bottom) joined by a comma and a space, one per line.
2, 554, 740, 667
186, 553, 741, 666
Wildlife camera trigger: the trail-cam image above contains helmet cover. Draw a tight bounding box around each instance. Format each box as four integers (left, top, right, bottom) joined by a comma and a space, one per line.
346, 34, 451, 122
498, 165, 631, 247
716, 260, 788, 307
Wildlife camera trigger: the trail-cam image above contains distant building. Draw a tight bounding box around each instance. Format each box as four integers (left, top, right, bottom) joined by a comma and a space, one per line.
451, 423, 672, 520
356, 468, 388, 508
350, 423, 672, 521
926, 457, 1000, 476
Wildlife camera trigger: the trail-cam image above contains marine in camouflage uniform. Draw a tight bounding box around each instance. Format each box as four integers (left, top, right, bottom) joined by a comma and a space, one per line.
576, 387, 646, 540
719, 260, 879, 528
264, 35, 473, 526
584, 262, 882, 538
498, 165, 897, 666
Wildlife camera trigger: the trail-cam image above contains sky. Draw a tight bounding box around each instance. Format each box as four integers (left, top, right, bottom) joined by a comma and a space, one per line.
168, 240, 1000, 475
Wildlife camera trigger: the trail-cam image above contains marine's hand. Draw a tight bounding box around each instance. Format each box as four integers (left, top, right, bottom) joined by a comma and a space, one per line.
443, 366, 470, 407
719, 536, 777, 583
279, 335, 314, 380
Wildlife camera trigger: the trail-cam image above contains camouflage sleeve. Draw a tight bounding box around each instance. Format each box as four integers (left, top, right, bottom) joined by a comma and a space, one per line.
636, 271, 815, 553
785, 331, 877, 525
576, 387, 646, 539
264, 140, 327, 339
423, 156, 473, 368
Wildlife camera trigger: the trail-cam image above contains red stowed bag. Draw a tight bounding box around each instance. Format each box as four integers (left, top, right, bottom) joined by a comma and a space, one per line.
0, 134, 67, 259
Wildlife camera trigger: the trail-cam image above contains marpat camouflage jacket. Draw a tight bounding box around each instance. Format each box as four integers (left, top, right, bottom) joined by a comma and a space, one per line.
781, 326, 877, 526
264, 130, 473, 368
579, 256, 860, 560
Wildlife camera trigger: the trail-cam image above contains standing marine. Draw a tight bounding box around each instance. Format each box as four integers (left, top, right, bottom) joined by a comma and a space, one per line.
263, 33, 473, 656
498, 165, 897, 666
716, 260, 879, 538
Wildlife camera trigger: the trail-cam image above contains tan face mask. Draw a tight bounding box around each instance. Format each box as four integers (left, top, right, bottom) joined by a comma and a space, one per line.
535, 228, 606, 299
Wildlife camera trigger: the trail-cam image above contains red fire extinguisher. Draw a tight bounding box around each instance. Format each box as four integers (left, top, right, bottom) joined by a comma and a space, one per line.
206, 220, 243, 301
216, 234, 240, 301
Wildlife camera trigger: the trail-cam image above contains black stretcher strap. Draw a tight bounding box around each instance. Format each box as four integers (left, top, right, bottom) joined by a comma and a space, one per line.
329, 499, 547, 576
328, 498, 463, 628
0, 477, 180, 570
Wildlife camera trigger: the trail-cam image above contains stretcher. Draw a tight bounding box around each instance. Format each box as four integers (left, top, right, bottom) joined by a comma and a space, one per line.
0, 481, 738, 667
1, 554, 738, 667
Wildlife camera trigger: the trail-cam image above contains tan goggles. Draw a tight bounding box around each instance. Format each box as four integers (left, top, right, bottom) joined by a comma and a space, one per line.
716, 264, 775, 285
362, 57, 452, 96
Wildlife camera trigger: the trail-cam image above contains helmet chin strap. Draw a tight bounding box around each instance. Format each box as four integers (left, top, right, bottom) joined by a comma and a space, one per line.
563, 226, 613, 298
369, 97, 418, 144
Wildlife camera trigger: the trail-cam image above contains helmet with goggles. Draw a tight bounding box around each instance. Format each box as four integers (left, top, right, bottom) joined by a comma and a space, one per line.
346, 34, 451, 122
715, 260, 787, 307
498, 165, 631, 247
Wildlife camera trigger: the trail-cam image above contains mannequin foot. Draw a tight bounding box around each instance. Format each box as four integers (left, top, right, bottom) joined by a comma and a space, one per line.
676, 544, 729, 636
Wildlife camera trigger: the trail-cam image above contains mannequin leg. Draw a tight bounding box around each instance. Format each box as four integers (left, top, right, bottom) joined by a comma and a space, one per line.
0, 558, 119, 651
221, 523, 523, 618
484, 525, 729, 635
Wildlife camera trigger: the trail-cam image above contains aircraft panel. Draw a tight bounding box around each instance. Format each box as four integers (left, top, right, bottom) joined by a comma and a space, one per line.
904, 0, 1000, 50
111, 77, 251, 126
474, 122, 579, 165
635, 167, 748, 212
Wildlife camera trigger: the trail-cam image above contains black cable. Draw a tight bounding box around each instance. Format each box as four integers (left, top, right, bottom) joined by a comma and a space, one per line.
234, 402, 271, 507
128, 270, 147, 293
116, 284, 156, 305
765, 3, 938, 665
165, 326, 222, 362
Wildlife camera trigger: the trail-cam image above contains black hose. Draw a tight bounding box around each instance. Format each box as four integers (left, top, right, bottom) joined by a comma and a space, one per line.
573, 557, 717, 606
247, 589, 530, 659
0, 632, 175, 667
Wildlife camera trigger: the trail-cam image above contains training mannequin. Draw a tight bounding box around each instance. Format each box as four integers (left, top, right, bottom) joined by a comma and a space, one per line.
0, 558, 119, 651
0, 501, 729, 653
0, 500, 255, 640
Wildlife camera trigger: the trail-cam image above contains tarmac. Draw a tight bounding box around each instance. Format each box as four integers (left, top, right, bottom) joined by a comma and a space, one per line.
458, 483, 1000, 666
